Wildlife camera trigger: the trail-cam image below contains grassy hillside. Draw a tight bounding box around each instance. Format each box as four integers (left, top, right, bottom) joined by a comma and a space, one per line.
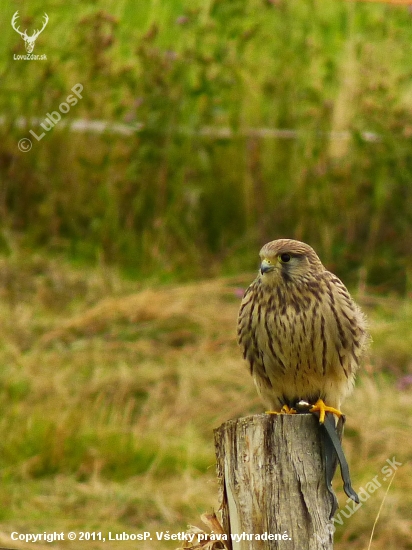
0, 251, 411, 549
1, 1, 412, 547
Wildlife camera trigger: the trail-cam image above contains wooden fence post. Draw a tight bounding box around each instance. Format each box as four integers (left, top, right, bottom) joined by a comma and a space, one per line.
214, 414, 337, 550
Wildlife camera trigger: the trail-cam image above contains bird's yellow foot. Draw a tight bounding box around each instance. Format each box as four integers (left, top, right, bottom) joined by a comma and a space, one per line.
266, 404, 297, 415
310, 399, 343, 424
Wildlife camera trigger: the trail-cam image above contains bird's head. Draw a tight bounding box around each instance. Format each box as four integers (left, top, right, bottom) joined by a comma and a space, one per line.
259, 239, 325, 285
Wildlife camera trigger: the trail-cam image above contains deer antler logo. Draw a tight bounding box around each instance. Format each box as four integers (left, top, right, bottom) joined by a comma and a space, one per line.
11, 11, 49, 53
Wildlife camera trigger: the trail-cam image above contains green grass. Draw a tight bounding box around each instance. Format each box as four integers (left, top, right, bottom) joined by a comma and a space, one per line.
0, 251, 411, 549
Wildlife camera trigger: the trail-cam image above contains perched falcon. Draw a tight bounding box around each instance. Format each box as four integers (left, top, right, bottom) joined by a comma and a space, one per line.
237, 239, 369, 422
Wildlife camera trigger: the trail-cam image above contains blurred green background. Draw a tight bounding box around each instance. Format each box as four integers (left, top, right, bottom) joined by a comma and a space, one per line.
1, 1, 412, 549
2, 0, 412, 290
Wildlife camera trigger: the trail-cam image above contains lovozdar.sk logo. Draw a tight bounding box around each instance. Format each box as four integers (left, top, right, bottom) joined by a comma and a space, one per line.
11, 11, 48, 57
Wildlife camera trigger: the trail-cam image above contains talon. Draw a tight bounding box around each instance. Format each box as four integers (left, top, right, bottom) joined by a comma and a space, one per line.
266, 405, 297, 415
281, 404, 297, 414
310, 399, 343, 424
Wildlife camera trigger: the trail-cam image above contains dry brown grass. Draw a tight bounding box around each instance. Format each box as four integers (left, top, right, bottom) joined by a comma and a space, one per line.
0, 253, 411, 549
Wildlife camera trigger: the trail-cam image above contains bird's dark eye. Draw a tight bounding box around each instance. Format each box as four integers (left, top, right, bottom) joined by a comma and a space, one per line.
280, 253, 291, 263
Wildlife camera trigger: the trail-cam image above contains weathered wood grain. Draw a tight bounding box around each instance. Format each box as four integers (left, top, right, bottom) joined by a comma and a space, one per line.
214, 414, 336, 550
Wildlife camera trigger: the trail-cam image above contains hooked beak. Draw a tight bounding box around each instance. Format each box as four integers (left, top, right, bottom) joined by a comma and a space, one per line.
260, 259, 275, 275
